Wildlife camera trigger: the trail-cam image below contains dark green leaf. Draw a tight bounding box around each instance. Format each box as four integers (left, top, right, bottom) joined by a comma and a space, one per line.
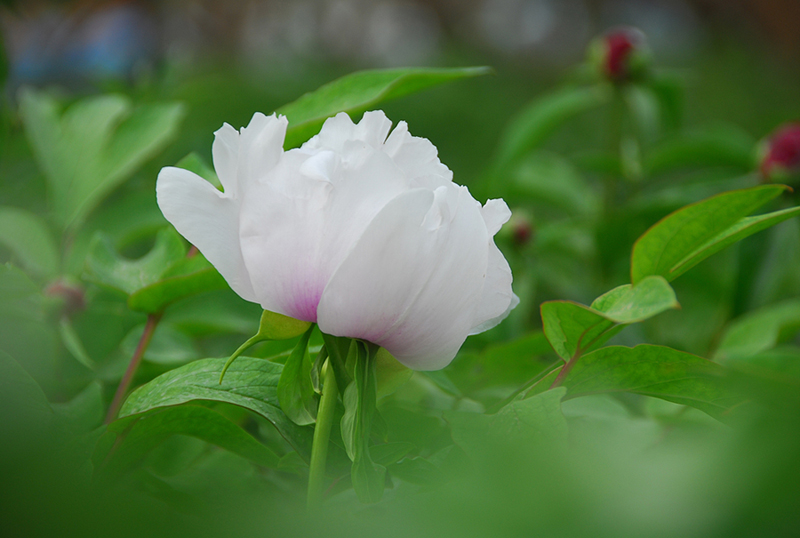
278, 66, 490, 148
493, 86, 610, 172
509, 152, 599, 216
321, 333, 354, 394
96, 404, 280, 480
644, 125, 755, 177
370, 442, 415, 466
120, 322, 198, 366
0, 206, 59, 278
558, 345, 736, 419
277, 326, 317, 426
119, 357, 313, 458
18, 88, 184, 230
52, 382, 103, 433
715, 299, 800, 361
631, 185, 787, 284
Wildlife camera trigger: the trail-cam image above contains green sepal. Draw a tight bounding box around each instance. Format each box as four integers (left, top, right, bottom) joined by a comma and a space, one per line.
276, 325, 317, 426
219, 310, 311, 382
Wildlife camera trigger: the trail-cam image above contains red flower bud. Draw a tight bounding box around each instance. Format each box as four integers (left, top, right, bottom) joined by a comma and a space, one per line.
590, 27, 648, 83
760, 123, 800, 181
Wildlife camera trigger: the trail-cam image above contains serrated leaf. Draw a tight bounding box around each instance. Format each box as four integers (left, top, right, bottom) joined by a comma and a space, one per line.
119, 357, 313, 459
631, 185, 788, 284
541, 276, 679, 360
95, 404, 280, 480
277, 326, 317, 426
0, 206, 59, 278
557, 345, 736, 419
278, 66, 490, 148
18, 88, 184, 231
715, 299, 800, 361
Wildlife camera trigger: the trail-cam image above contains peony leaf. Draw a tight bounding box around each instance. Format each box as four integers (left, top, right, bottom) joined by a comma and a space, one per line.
277, 66, 491, 148
119, 356, 313, 459
715, 299, 800, 361
631, 185, 789, 284
0, 206, 59, 279
643, 125, 756, 177
541, 276, 679, 361
18, 88, 184, 232
277, 326, 317, 426
340, 341, 385, 503
544, 345, 737, 420
95, 404, 280, 481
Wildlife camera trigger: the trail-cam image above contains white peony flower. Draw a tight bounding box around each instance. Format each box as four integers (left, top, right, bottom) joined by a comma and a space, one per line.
156, 111, 517, 370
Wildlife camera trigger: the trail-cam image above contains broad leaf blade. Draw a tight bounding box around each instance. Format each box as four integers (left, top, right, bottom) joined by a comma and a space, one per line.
0, 206, 59, 279
715, 299, 800, 361
96, 404, 279, 480
126, 255, 228, 313
277, 326, 317, 425
541, 276, 678, 360
630, 185, 787, 284
278, 66, 490, 148
85, 228, 186, 295
119, 357, 313, 458
669, 206, 800, 280
558, 345, 736, 419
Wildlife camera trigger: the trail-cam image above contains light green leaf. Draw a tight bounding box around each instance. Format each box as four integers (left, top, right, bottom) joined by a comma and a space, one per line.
95, 404, 280, 480
669, 205, 800, 280
175, 152, 221, 189
277, 326, 317, 426
715, 300, 800, 361
558, 345, 736, 419
541, 276, 679, 360
448, 388, 568, 456
340, 342, 385, 503
631, 185, 788, 284
126, 254, 227, 313
0, 206, 59, 278
19, 88, 184, 231
85, 228, 186, 295
277, 66, 490, 148
119, 357, 313, 458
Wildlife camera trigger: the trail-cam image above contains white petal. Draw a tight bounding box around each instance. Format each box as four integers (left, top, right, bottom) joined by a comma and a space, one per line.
317, 185, 489, 370
384, 120, 453, 190
469, 200, 516, 333
211, 123, 239, 196
156, 166, 257, 302
238, 113, 288, 182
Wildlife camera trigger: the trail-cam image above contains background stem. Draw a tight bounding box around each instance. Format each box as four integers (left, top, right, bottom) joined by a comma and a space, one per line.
104, 312, 163, 423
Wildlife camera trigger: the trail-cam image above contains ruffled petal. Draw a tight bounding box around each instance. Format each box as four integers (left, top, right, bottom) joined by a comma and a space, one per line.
468, 198, 516, 334
156, 166, 257, 302
211, 123, 239, 196
384, 120, 453, 190
317, 184, 489, 370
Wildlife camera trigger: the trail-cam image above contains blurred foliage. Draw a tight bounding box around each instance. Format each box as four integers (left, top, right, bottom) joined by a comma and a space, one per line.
2, 27, 800, 538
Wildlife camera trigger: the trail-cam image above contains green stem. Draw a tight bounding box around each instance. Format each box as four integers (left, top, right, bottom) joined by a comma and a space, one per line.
307, 359, 339, 509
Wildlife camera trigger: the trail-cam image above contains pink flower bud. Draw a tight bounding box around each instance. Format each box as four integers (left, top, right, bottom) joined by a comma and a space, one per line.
590, 27, 648, 83
760, 123, 800, 181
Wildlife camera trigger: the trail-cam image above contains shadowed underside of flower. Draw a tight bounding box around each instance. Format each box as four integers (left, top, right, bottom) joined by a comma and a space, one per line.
156, 110, 517, 370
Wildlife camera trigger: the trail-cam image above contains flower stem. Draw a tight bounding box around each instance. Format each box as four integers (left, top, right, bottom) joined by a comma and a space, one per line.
307, 358, 338, 509
104, 312, 162, 424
